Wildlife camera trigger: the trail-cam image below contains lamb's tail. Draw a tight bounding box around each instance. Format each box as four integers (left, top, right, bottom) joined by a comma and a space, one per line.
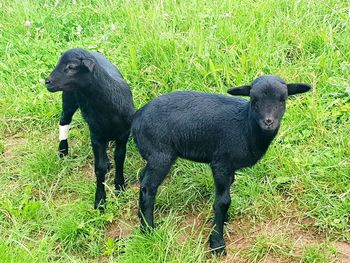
130, 107, 145, 140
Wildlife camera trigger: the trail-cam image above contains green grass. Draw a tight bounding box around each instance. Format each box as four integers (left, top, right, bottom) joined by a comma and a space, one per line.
301, 243, 337, 263
0, 0, 349, 262
244, 233, 294, 262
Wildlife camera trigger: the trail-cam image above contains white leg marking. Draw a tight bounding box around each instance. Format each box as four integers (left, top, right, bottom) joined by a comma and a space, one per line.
59, 124, 71, 141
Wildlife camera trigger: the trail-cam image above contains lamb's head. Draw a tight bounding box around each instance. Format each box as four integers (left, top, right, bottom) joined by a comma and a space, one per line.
45, 48, 96, 92
228, 75, 311, 133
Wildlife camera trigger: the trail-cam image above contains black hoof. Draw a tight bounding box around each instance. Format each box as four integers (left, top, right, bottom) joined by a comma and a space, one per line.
94, 197, 106, 213
94, 202, 106, 213
58, 140, 68, 158
224, 214, 230, 224
210, 235, 226, 255
212, 246, 226, 256
115, 183, 126, 192
140, 224, 154, 234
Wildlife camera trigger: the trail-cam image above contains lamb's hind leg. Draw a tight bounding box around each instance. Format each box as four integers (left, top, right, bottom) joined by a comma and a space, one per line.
114, 137, 128, 192
139, 154, 175, 231
91, 139, 109, 212
59, 91, 78, 157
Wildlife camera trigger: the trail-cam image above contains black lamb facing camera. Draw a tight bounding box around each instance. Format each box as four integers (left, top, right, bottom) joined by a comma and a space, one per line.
45, 48, 135, 211
131, 75, 311, 254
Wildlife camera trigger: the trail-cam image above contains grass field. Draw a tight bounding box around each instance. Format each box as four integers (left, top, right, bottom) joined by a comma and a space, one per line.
0, 0, 349, 262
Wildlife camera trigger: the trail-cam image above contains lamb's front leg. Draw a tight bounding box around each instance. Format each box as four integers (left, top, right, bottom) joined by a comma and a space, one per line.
224, 171, 235, 224
59, 91, 78, 157
210, 162, 235, 255
91, 139, 109, 212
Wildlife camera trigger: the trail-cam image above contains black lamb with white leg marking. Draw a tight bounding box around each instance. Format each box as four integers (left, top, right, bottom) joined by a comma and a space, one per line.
131, 75, 311, 254
45, 48, 135, 211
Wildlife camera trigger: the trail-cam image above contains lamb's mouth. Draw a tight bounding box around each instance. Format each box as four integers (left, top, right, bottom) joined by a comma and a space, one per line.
46, 84, 61, 92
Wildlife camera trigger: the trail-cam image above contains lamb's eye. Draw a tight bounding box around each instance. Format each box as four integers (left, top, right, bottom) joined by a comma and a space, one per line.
67, 64, 76, 70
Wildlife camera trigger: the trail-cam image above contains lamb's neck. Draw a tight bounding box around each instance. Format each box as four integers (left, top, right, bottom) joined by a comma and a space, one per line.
77, 68, 120, 105
246, 108, 278, 159
95, 67, 119, 92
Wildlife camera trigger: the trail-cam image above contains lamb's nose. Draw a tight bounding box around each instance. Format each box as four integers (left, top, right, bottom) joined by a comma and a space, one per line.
264, 118, 274, 127
45, 78, 52, 85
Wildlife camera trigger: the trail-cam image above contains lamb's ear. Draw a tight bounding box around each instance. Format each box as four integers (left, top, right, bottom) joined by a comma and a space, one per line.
287, 83, 311, 95
227, 85, 251, 96
81, 59, 95, 72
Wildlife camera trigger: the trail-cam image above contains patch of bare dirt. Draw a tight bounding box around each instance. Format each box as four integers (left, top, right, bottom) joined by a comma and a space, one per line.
130, 180, 140, 190
176, 213, 207, 244
152, 211, 339, 262
81, 162, 94, 180
222, 216, 348, 262
3, 137, 27, 159
104, 202, 139, 241
336, 241, 350, 262
105, 218, 135, 240
1, 137, 27, 191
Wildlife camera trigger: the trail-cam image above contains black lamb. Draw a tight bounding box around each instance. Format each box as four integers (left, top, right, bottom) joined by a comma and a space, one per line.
131, 75, 311, 254
45, 48, 135, 211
